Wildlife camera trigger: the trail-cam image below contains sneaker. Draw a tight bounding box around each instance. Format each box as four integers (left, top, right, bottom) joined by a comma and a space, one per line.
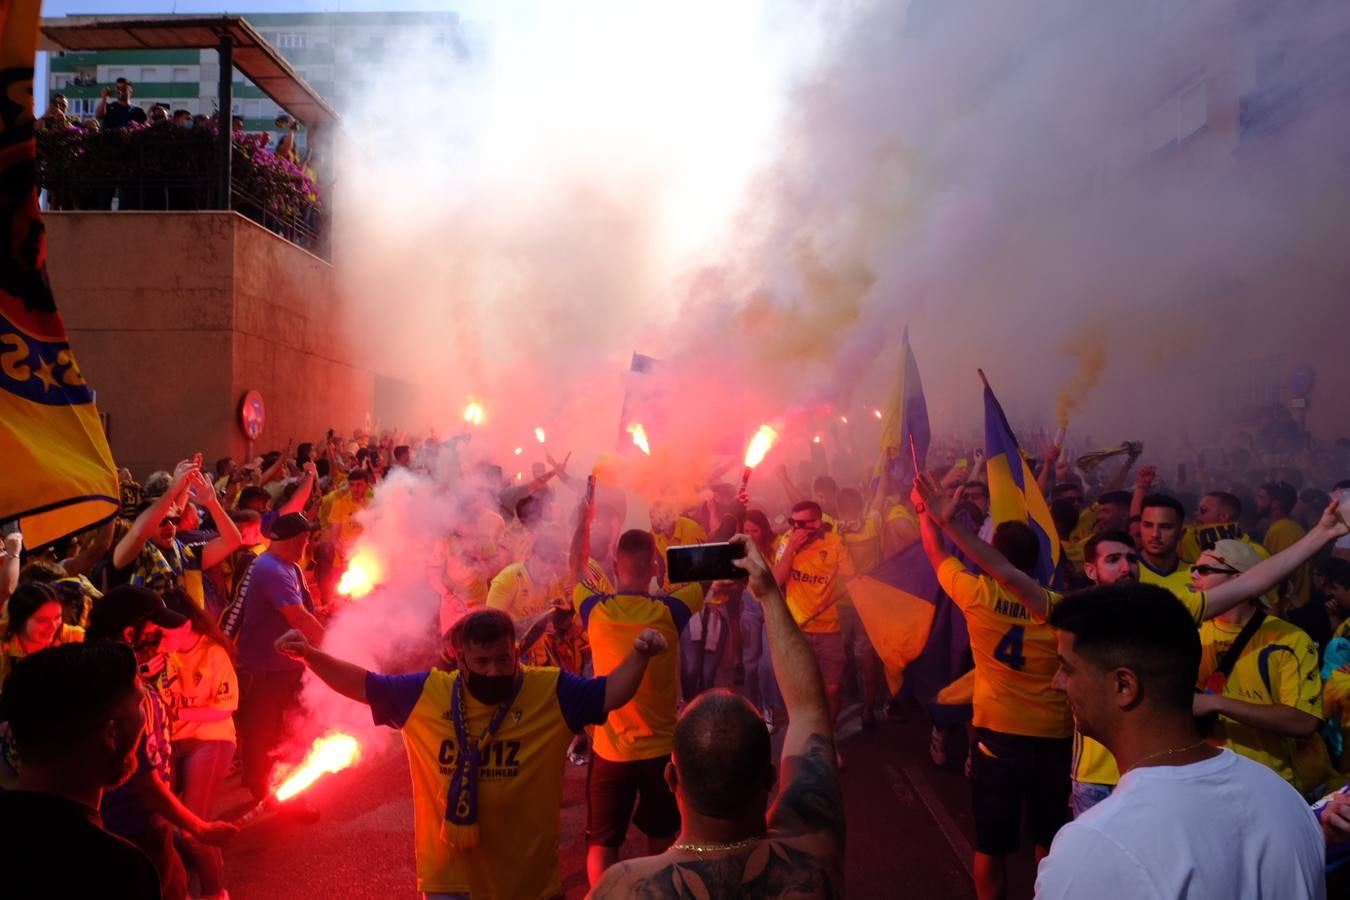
764, 709, 777, 735
929, 726, 949, 766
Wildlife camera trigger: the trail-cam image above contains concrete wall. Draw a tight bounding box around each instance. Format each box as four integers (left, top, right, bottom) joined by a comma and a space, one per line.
46, 211, 375, 477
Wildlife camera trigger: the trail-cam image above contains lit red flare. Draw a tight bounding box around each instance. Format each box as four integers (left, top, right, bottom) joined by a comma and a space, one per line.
514, 447, 523, 456
873, 408, 883, 420
813, 435, 822, 444
463, 401, 484, 426
839, 415, 848, 424
743, 425, 778, 468
627, 423, 651, 455
274, 733, 361, 802
337, 552, 382, 598
535, 427, 546, 444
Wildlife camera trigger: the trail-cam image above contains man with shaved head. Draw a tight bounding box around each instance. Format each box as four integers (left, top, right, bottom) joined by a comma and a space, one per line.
589, 534, 844, 898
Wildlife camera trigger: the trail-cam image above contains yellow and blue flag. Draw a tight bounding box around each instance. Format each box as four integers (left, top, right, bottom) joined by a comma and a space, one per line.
1, 0, 118, 547
848, 540, 941, 695
981, 370, 1059, 586
876, 327, 930, 486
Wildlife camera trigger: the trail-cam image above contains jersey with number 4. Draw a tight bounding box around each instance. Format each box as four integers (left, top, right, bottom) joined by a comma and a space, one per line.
937, 558, 1071, 738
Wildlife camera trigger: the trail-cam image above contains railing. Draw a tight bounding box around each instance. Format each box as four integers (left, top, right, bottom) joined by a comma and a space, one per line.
37, 122, 327, 258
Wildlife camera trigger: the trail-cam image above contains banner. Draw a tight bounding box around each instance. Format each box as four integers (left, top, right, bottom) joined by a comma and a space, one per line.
1, 0, 119, 547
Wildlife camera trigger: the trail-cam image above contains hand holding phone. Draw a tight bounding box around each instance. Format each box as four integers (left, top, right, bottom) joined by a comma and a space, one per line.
667, 542, 747, 583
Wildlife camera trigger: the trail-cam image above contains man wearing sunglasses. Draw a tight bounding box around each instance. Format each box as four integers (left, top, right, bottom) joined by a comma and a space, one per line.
1191, 540, 1324, 794
112, 462, 243, 606
771, 502, 855, 741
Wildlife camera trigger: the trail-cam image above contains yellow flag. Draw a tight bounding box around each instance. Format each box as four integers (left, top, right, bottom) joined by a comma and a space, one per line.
1, 0, 119, 546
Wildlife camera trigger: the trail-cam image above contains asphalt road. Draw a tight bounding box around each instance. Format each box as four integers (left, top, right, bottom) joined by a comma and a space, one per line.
218, 699, 1037, 899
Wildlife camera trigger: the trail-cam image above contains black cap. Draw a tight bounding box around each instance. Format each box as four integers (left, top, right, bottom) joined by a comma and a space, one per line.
88, 585, 187, 639
267, 513, 320, 541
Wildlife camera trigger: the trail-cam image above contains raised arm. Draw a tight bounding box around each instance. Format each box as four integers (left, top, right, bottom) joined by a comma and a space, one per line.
912, 471, 1049, 619
113, 460, 194, 569
569, 498, 594, 584
259, 441, 293, 485
1037, 443, 1060, 496
191, 471, 244, 570
733, 534, 832, 758
1203, 500, 1349, 617
602, 629, 668, 712
277, 463, 318, 517
1128, 465, 1156, 543
276, 629, 368, 702
775, 464, 806, 506
0, 530, 21, 607
1103, 444, 1142, 494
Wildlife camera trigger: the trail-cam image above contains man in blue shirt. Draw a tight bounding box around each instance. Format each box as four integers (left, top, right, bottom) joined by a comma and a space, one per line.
235, 513, 325, 805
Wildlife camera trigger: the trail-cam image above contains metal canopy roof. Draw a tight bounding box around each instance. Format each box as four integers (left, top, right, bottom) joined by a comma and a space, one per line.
40, 15, 339, 128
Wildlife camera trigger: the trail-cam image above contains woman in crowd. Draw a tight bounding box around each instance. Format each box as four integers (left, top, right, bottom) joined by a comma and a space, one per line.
163, 589, 239, 900
0, 582, 85, 692
738, 509, 783, 731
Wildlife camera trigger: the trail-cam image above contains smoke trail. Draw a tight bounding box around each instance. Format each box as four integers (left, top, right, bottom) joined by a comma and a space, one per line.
1055, 323, 1107, 429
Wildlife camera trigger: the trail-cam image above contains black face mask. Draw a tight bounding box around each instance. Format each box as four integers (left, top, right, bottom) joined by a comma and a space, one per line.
465, 670, 517, 705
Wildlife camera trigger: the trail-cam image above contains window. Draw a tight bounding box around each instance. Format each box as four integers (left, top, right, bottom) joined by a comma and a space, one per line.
171, 67, 193, 82
106, 67, 125, 80
278, 32, 307, 49
140, 67, 162, 82
1146, 78, 1210, 153
53, 73, 72, 88
243, 99, 262, 118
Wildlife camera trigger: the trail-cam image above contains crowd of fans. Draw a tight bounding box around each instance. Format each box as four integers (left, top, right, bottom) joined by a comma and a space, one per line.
1, 419, 1349, 899
36, 78, 324, 244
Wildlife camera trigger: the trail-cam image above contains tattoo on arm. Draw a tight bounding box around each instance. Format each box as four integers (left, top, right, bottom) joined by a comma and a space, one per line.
770, 733, 844, 846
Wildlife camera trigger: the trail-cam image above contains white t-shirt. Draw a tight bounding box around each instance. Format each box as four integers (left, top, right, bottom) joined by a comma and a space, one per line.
1035, 748, 1324, 900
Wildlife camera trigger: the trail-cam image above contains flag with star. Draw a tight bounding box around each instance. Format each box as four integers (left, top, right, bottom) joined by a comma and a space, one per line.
0, 0, 119, 546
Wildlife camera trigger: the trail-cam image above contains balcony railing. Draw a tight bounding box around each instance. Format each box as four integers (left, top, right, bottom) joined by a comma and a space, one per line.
37, 121, 327, 258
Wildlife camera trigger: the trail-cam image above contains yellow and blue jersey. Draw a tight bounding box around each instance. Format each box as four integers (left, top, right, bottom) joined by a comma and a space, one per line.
937, 557, 1070, 739
578, 582, 703, 762
367, 666, 606, 898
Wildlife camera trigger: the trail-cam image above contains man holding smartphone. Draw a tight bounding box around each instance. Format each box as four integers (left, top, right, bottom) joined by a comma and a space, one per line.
771, 501, 855, 742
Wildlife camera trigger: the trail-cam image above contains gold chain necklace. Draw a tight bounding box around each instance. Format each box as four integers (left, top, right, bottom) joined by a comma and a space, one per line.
1127, 739, 1207, 772
670, 832, 765, 855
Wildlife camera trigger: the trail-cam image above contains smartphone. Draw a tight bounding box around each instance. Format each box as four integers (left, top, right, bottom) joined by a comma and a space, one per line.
667, 542, 747, 583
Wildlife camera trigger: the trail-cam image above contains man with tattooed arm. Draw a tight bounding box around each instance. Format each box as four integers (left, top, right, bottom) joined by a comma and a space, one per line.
587, 532, 844, 899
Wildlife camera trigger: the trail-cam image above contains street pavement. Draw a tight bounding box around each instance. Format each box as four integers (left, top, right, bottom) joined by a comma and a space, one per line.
219, 698, 1038, 899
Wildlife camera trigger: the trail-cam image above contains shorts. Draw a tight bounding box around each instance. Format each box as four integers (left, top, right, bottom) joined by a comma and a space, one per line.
805, 631, 846, 694
969, 727, 1071, 855
586, 754, 681, 847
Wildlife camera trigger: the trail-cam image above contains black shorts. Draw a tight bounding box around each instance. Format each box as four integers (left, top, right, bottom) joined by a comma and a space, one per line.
586, 754, 681, 847
968, 727, 1071, 855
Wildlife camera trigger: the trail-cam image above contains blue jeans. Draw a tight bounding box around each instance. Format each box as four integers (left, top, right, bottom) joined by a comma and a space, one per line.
1070, 779, 1113, 819
174, 738, 235, 894
740, 599, 781, 716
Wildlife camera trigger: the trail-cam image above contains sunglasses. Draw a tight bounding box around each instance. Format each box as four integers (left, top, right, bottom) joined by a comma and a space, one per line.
789, 519, 819, 529
160, 516, 181, 527
1191, 564, 1240, 577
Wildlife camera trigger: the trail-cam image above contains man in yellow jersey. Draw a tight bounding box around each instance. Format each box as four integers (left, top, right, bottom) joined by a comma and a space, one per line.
1192, 540, 1322, 792
486, 529, 570, 623
910, 473, 1068, 900
578, 530, 704, 887
276, 608, 666, 900
1259, 480, 1311, 611
315, 466, 372, 604
1132, 492, 1193, 597
650, 501, 708, 590
1181, 491, 1267, 563
771, 502, 856, 732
